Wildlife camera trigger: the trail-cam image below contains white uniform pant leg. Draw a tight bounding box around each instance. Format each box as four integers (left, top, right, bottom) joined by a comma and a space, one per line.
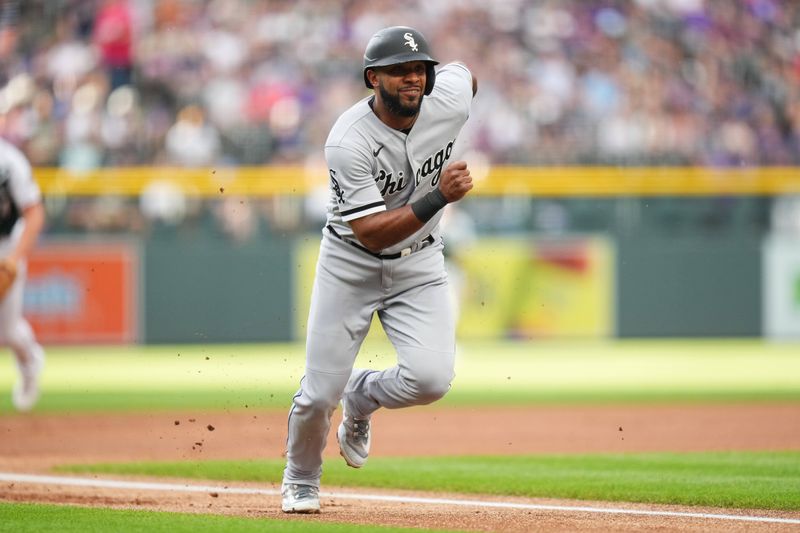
0, 259, 41, 368
283, 236, 379, 487
344, 245, 456, 419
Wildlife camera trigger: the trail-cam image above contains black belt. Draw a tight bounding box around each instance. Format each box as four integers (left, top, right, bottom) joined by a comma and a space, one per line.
326, 225, 434, 259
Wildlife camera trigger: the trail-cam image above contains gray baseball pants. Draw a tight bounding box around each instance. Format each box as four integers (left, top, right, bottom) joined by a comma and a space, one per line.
282, 233, 455, 487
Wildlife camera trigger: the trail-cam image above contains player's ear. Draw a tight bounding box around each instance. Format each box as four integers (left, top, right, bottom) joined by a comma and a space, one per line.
366, 69, 380, 89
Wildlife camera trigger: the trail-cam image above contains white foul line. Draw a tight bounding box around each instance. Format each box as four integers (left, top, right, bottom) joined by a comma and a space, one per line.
1, 472, 799, 526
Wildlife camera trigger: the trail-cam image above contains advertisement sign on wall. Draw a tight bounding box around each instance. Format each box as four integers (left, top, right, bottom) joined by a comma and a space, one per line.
455, 236, 615, 339
24, 241, 139, 343
763, 235, 800, 339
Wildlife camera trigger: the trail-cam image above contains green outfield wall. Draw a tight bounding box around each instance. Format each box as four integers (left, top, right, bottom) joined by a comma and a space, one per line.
133, 228, 764, 343
616, 235, 762, 337
142, 233, 293, 343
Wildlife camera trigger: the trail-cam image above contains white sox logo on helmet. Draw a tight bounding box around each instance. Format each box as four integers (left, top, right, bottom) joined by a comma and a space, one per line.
403, 32, 418, 52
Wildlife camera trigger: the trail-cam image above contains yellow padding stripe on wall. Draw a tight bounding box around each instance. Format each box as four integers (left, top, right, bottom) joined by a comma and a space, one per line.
35, 166, 800, 197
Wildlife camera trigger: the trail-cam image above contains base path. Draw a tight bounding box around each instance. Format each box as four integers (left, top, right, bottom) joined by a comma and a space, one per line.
1, 403, 799, 532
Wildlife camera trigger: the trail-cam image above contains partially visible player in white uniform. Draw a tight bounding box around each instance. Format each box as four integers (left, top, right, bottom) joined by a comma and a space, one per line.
0, 138, 46, 411
281, 26, 477, 513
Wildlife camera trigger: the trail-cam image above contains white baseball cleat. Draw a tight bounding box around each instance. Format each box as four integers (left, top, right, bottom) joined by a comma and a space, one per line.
12, 347, 44, 412
281, 483, 320, 513
337, 401, 371, 468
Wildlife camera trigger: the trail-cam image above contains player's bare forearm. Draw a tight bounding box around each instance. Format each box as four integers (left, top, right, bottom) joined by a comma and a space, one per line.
349, 161, 473, 252
349, 206, 426, 252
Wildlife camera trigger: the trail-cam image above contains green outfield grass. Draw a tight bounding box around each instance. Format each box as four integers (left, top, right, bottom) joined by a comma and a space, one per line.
0, 502, 460, 533
60, 451, 800, 511
1, 339, 799, 412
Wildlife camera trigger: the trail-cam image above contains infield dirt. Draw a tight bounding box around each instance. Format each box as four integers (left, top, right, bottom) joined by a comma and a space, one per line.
1, 403, 799, 532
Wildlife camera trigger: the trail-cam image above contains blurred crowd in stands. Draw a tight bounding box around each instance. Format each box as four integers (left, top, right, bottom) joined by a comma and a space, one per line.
0, 0, 798, 238
1, 0, 799, 170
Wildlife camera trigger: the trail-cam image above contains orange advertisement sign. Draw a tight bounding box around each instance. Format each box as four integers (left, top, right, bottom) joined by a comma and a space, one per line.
24, 241, 139, 343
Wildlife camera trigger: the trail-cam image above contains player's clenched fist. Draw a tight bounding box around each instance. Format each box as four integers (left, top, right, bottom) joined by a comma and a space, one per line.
439, 160, 473, 203
410, 159, 472, 223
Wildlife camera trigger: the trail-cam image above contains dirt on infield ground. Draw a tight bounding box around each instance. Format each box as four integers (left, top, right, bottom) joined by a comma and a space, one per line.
1, 403, 799, 532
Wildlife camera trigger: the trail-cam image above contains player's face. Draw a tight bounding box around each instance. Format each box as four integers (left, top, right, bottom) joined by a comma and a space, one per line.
377, 61, 426, 117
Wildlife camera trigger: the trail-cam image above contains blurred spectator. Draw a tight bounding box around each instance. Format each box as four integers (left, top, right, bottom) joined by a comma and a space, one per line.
214, 195, 258, 243
440, 203, 477, 324
164, 104, 221, 167
0, 0, 797, 168
92, 0, 134, 90
59, 72, 107, 171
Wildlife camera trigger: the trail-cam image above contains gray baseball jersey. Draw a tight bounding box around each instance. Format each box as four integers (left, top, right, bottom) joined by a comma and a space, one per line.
0, 139, 41, 241
283, 62, 474, 488
325, 62, 473, 255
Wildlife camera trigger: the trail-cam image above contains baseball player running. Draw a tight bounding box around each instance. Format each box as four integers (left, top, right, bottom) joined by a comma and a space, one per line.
281, 26, 477, 513
0, 137, 46, 412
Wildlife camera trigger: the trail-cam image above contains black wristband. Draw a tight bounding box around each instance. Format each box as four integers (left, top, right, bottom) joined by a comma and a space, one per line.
411, 188, 448, 222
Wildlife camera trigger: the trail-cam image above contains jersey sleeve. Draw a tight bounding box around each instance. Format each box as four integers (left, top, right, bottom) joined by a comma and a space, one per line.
430, 62, 473, 118
325, 145, 385, 222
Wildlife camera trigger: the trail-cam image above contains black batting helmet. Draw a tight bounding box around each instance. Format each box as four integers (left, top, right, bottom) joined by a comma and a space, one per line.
363, 26, 438, 95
